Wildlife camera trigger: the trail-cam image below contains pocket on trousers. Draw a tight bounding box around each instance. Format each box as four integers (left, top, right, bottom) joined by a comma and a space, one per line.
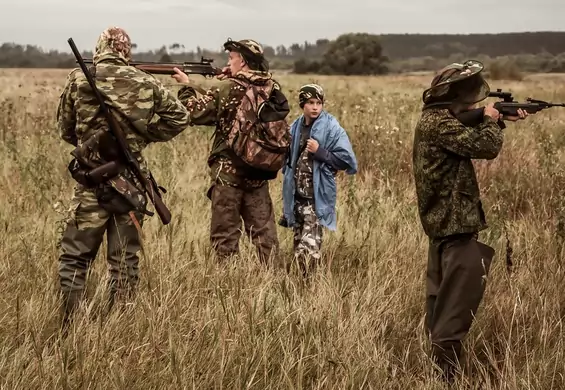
441, 237, 494, 279
475, 240, 495, 276
67, 199, 81, 228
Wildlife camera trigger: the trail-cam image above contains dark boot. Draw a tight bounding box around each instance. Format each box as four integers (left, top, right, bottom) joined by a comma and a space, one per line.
60, 290, 83, 331
106, 280, 137, 315
432, 342, 462, 384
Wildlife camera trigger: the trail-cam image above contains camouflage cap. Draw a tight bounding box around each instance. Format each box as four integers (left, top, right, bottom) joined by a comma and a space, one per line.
299, 84, 324, 108
223, 38, 269, 71
423, 60, 490, 105
93, 26, 132, 65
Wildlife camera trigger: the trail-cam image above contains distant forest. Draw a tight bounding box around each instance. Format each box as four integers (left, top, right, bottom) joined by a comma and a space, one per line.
1, 31, 565, 75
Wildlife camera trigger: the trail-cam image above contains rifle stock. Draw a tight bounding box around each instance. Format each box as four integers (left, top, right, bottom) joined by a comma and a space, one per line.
68, 37, 172, 225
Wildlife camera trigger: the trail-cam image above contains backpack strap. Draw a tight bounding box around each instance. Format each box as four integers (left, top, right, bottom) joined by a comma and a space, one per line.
215, 78, 252, 145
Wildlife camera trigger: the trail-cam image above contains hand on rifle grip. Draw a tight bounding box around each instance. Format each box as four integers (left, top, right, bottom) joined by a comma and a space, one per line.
483, 103, 500, 121
216, 66, 231, 80
171, 67, 189, 84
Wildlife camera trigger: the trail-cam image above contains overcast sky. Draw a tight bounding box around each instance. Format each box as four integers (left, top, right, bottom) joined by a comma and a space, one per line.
1, 0, 563, 52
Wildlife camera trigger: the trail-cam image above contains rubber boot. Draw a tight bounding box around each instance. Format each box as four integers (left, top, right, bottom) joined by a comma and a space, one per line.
432, 342, 462, 384
60, 290, 83, 332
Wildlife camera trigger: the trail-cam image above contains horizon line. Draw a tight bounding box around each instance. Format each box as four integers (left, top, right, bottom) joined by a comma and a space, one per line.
1, 30, 564, 54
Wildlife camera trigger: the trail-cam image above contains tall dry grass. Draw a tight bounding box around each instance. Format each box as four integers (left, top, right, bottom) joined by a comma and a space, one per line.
1, 68, 565, 389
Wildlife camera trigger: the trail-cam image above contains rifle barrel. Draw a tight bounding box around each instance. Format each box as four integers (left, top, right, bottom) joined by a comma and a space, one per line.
135, 63, 221, 76
79, 59, 221, 76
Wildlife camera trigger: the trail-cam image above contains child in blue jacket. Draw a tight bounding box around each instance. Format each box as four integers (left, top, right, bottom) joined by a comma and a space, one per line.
280, 84, 357, 275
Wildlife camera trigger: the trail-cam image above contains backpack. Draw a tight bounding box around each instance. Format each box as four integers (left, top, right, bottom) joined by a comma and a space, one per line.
226, 79, 291, 173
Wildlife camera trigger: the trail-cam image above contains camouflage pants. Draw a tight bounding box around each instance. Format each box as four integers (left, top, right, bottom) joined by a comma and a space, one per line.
209, 183, 278, 264
426, 234, 494, 381
58, 184, 144, 311
292, 197, 323, 275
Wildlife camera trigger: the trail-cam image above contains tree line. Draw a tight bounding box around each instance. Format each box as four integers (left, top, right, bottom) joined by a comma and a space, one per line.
1, 31, 565, 76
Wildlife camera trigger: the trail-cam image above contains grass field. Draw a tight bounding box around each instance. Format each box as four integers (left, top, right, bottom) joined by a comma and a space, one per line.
1, 68, 565, 389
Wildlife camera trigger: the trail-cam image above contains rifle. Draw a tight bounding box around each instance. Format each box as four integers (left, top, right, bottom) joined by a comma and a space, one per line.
456, 88, 565, 126
80, 57, 223, 77
67, 37, 172, 225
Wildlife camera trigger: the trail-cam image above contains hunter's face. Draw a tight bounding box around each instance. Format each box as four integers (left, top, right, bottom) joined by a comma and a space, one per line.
227, 51, 246, 75
303, 98, 323, 120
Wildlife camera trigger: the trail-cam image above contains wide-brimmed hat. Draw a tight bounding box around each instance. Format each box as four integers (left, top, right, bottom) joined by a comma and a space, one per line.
223, 38, 269, 71
422, 60, 490, 105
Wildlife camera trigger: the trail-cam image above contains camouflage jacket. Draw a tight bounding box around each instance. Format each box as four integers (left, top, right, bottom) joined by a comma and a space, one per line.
56, 52, 189, 211
177, 70, 276, 189
57, 53, 189, 153
412, 108, 504, 239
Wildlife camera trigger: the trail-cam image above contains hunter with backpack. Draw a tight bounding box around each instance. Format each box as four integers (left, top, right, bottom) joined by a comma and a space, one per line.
172, 38, 290, 266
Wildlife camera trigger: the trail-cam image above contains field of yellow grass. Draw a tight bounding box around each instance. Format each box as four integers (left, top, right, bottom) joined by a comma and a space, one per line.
1, 68, 565, 389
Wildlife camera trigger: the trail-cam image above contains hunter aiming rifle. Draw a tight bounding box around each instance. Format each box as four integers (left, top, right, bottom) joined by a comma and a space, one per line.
80, 57, 223, 77
457, 88, 565, 126
67, 37, 172, 225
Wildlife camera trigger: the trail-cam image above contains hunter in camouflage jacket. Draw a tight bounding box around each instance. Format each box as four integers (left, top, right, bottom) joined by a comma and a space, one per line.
56, 26, 189, 326
173, 38, 282, 265
177, 69, 279, 189
412, 108, 504, 239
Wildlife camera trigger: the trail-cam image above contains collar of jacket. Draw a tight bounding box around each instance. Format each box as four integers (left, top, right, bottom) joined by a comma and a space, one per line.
93, 52, 129, 66
422, 102, 452, 110
300, 114, 320, 128
296, 110, 328, 136
232, 69, 272, 84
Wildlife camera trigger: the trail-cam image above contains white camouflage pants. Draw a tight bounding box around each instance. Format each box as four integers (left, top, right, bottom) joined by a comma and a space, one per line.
293, 197, 323, 274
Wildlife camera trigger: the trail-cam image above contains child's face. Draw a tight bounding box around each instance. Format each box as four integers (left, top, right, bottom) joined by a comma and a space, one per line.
303, 98, 323, 120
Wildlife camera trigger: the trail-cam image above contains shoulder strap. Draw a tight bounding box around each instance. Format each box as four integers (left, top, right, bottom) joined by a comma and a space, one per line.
287, 122, 309, 169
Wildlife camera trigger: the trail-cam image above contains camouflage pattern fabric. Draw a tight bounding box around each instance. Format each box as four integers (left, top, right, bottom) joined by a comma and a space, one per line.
414, 60, 502, 383
93, 27, 132, 64
298, 84, 324, 107
178, 70, 278, 188
412, 108, 504, 239
57, 42, 190, 154
422, 60, 489, 106
177, 56, 282, 263
56, 26, 190, 321
57, 31, 189, 211
58, 185, 143, 308
223, 38, 269, 71
226, 78, 290, 173
294, 122, 314, 199
208, 182, 279, 265
292, 197, 323, 276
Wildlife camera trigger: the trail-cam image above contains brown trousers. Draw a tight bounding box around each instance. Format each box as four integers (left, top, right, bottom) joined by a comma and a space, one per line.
426, 234, 495, 376
209, 183, 278, 264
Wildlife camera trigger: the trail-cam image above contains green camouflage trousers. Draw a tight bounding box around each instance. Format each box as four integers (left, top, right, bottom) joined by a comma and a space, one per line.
292, 197, 323, 274
209, 182, 279, 265
57, 184, 144, 303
